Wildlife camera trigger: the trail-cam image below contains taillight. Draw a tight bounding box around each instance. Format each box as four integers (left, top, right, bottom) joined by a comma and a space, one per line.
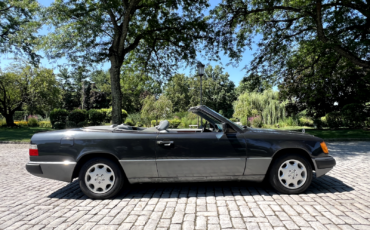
29, 144, 38, 156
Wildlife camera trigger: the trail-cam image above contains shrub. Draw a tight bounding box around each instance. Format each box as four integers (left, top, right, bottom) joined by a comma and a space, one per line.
0, 119, 6, 126
299, 117, 314, 126
14, 111, 26, 120
39, 121, 52, 128
100, 108, 128, 123
341, 103, 368, 127
77, 121, 89, 127
320, 116, 327, 127
124, 118, 135, 126
87, 109, 105, 125
53, 122, 65, 129
14, 121, 28, 127
66, 121, 77, 128
135, 122, 143, 127
229, 118, 238, 122
50, 109, 69, 126
69, 109, 87, 124
250, 116, 263, 128
169, 119, 181, 128
326, 112, 342, 129
151, 120, 160, 127
28, 118, 39, 127
240, 117, 249, 126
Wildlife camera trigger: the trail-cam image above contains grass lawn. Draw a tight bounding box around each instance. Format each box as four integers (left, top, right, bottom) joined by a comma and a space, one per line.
0, 127, 53, 142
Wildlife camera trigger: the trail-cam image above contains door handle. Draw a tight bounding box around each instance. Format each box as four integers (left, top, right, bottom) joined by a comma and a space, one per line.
157, 141, 174, 146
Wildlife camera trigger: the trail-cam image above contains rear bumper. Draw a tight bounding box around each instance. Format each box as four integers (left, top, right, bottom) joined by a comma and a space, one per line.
26, 161, 76, 182
313, 156, 336, 177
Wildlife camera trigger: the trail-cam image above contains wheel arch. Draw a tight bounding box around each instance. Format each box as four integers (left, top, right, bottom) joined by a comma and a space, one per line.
270, 148, 316, 171
72, 152, 125, 180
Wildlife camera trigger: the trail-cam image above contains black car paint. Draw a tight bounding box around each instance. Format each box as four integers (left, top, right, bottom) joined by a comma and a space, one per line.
26, 105, 335, 184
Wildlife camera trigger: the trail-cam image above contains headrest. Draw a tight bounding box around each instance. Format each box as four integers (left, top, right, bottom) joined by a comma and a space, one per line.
156, 120, 169, 131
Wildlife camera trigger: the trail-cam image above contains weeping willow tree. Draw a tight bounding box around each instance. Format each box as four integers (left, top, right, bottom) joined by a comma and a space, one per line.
233, 90, 287, 125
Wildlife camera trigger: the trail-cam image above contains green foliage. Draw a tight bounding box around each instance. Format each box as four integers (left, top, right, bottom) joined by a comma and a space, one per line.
341, 104, 369, 127
0, 119, 6, 126
135, 122, 143, 127
87, 109, 105, 126
229, 118, 238, 122
250, 116, 263, 128
77, 121, 89, 127
68, 109, 87, 125
100, 108, 128, 123
27, 118, 38, 127
240, 117, 249, 126
151, 120, 160, 127
38, 121, 52, 128
66, 121, 77, 128
188, 65, 236, 118
0, 0, 41, 65
212, 0, 370, 74
164, 74, 190, 112
50, 109, 68, 126
233, 90, 287, 125
236, 73, 273, 95
299, 117, 314, 127
169, 119, 181, 128
326, 112, 343, 129
141, 95, 173, 121
53, 122, 65, 129
14, 111, 26, 120
124, 118, 135, 126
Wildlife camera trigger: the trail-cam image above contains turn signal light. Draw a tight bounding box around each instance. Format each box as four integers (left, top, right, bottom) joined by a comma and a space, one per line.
320, 142, 329, 154
29, 144, 38, 156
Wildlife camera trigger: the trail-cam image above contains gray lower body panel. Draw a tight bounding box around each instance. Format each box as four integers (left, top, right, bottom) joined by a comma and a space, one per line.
244, 157, 272, 175
119, 159, 158, 178
26, 161, 76, 182
156, 158, 246, 177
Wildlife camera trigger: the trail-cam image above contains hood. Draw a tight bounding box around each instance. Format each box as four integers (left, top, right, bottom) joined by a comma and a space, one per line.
247, 127, 316, 137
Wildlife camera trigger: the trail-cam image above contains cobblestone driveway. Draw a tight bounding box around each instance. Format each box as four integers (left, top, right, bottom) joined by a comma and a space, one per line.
1, 142, 370, 230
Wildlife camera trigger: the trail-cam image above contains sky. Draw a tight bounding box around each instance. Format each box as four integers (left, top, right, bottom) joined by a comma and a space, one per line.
0, 0, 260, 87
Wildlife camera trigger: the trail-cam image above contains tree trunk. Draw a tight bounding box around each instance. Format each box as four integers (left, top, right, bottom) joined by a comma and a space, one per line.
109, 64, 123, 124
4, 113, 15, 127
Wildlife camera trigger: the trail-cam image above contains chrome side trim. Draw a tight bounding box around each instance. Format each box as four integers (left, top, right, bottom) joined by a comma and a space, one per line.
28, 161, 76, 165
128, 175, 265, 184
119, 159, 156, 162
156, 158, 245, 162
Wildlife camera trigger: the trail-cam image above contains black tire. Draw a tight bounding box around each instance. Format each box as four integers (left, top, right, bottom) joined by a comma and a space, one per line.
79, 157, 124, 199
269, 154, 312, 194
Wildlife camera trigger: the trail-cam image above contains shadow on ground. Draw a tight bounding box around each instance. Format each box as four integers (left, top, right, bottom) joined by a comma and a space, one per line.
48, 174, 353, 200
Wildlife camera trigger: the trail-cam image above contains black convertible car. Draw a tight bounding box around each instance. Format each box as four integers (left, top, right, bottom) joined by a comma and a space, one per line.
26, 105, 335, 199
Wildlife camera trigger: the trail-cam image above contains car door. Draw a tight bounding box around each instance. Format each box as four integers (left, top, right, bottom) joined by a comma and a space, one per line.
155, 130, 247, 178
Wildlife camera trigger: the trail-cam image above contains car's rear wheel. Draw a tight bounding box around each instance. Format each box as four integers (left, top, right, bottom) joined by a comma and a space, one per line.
269, 154, 312, 194
79, 157, 124, 199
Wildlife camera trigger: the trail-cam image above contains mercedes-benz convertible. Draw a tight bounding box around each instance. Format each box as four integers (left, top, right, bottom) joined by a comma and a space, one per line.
26, 105, 335, 199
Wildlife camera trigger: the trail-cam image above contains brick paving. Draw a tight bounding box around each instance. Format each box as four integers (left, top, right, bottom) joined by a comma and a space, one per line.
0, 142, 370, 230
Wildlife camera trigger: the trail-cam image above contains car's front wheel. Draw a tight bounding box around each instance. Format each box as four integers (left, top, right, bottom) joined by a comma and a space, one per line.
79, 157, 124, 199
269, 154, 312, 194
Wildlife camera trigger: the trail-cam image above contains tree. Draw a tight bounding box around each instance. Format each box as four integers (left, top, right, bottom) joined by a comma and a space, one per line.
164, 73, 190, 112
0, 65, 61, 126
141, 95, 172, 124
279, 42, 370, 118
189, 65, 236, 117
0, 0, 41, 66
233, 90, 287, 125
42, 0, 210, 124
236, 73, 273, 95
211, 0, 370, 78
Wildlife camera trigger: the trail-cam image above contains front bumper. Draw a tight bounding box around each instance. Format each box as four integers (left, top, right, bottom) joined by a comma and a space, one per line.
313, 156, 336, 177
26, 161, 76, 182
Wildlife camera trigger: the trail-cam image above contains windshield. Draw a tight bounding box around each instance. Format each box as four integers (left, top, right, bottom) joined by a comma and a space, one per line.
205, 107, 244, 130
